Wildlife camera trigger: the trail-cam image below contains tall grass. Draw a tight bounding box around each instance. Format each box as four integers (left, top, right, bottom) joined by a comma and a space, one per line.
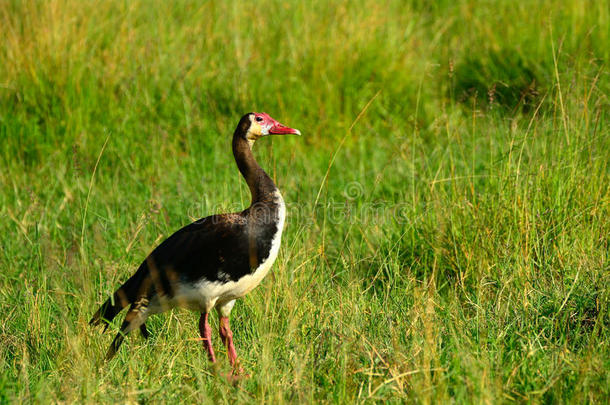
0, 0, 608, 402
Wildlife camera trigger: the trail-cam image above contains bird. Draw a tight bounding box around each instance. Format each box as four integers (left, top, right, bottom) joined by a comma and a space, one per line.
90, 112, 300, 374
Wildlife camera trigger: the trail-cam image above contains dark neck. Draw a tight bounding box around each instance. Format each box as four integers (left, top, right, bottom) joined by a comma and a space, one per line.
232, 133, 278, 205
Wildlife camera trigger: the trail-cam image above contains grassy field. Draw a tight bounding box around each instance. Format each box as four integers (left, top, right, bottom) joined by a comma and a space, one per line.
1, 0, 609, 402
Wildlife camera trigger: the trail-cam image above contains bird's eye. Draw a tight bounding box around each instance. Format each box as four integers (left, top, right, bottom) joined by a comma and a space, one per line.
255, 116, 263, 122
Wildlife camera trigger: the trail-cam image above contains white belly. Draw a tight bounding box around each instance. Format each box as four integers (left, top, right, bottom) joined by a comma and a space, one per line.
152, 192, 286, 314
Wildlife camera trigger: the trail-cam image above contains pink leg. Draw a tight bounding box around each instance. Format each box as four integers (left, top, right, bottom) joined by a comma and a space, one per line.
219, 316, 243, 373
199, 313, 216, 363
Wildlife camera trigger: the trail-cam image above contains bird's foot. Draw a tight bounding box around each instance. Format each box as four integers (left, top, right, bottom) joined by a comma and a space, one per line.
220, 361, 249, 383
232, 365, 249, 378
221, 370, 250, 384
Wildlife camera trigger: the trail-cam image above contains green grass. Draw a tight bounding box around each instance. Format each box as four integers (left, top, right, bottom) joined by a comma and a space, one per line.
1, 0, 609, 402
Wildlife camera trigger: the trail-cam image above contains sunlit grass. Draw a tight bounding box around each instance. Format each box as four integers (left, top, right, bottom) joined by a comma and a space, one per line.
0, 0, 608, 402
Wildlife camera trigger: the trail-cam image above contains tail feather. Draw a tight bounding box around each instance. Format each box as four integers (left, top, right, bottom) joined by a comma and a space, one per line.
90, 261, 149, 330
89, 289, 132, 329
105, 300, 150, 360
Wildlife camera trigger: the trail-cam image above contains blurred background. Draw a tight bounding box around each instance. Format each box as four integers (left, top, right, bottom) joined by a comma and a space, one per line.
1, 0, 608, 402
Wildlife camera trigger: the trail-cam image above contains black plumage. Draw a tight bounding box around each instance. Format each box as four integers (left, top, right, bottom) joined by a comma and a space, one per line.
90, 112, 300, 370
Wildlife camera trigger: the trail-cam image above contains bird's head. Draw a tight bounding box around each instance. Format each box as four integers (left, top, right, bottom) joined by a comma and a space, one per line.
238, 112, 301, 145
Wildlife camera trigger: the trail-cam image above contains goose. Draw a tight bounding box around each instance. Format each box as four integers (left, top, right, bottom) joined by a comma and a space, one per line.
90, 112, 300, 374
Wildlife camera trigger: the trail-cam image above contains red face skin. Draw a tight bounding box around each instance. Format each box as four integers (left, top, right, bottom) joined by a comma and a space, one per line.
253, 112, 301, 135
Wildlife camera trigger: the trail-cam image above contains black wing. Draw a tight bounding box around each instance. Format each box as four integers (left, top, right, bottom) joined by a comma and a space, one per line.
146, 213, 253, 286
